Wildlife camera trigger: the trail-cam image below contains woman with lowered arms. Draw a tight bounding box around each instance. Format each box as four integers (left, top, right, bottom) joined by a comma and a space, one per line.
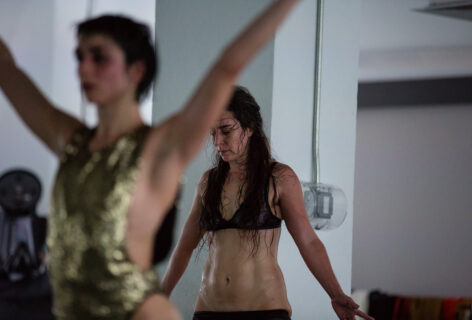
0, 0, 299, 319
161, 87, 375, 320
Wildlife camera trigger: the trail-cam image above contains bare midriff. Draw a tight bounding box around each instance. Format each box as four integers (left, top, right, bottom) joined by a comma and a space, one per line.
195, 227, 292, 315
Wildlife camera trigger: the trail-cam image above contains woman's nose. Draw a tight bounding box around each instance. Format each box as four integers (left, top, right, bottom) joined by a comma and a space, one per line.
78, 57, 93, 79
213, 131, 224, 147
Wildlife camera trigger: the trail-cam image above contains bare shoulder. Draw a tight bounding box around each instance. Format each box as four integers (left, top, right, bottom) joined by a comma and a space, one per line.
272, 162, 300, 189
269, 162, 301, 207
200, 169, 211, 183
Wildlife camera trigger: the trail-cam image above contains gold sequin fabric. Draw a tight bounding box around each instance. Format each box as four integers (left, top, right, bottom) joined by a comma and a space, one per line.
48, 125, 160, 320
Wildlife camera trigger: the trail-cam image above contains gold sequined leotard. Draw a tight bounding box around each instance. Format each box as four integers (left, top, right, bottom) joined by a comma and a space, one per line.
48, 125, 160, 320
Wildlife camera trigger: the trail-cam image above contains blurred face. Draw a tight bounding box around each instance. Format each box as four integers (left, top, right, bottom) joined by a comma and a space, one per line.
75, 34, 136, 105
210, 111, 252, 162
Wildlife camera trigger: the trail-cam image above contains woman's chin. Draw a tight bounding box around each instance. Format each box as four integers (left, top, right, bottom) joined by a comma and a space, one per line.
83, 93, 107, 105
83, 91, 98, 103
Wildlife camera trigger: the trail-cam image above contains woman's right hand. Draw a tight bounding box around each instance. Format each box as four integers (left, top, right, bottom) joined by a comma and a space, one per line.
0, 38, 15, 65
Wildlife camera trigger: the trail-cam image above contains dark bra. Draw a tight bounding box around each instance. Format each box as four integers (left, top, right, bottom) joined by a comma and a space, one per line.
202, 163, 282, 231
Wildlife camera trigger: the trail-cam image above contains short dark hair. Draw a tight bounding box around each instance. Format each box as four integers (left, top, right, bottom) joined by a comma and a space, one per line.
77, 15, 157, 102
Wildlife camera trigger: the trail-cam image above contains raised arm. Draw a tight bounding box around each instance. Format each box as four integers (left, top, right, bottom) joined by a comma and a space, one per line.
0, 38, 82, 156
161, 174, 206, 296
275, 164, 374, 320
170, 0, 299, 165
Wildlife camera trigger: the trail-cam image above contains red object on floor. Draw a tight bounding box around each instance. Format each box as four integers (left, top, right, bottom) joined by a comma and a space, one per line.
440, 298, 459, 320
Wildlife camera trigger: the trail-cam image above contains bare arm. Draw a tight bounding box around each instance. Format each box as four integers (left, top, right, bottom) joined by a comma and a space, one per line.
276, 164, 374, 320
0, 38, 82, 156
161, 174, 206, 296
276, 165, 344, 299
170, 0, 299, 165
139, 0, 298, 223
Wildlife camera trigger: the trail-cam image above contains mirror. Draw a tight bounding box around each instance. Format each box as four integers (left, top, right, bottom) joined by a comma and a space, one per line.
0, 0, 368, 319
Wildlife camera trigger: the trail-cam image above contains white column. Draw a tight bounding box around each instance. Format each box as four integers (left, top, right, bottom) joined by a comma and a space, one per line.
271, 0, 362, 318
154, 1, 273, 318
0, 0, 57, 215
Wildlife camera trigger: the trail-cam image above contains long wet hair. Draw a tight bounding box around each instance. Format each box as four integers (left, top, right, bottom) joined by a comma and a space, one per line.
200, 86, 274, 253
77, 15, 157, 102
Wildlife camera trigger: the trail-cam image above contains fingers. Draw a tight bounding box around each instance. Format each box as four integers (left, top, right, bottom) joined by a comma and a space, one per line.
355, 309, 375, 320
334, 294, 359, 309
348, 298, 360, 309
343, 295, 359, 309
332, 296, 374, 320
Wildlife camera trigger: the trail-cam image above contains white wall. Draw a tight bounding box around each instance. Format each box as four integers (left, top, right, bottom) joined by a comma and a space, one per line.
359, 0, 472, 81
353, 0, 472, 297
0, 0, 56, 215
353, 105, 472, 297
272, 0, 362, 318
359, 0, 472, 52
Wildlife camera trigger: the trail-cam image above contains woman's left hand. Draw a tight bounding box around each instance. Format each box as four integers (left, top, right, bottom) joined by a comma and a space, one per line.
331, 294, 375, 320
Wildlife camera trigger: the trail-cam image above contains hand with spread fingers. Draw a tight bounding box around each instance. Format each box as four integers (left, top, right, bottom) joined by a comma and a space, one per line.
331, 294, 375, 320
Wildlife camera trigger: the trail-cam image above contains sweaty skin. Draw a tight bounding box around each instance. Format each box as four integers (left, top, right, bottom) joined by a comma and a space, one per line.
195, 169, 291, 313
162, 108, 375, 320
